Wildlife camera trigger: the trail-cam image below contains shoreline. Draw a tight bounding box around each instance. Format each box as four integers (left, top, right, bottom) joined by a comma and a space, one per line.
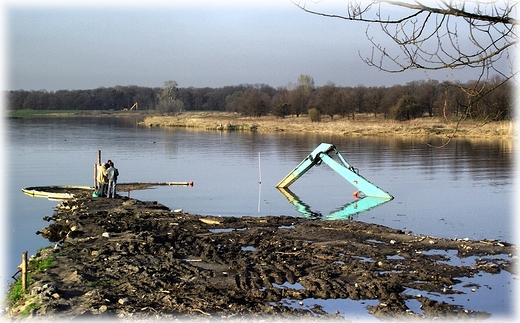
5, 191, 516, 320
6, 110, 515, 139
141, 112, 515, 139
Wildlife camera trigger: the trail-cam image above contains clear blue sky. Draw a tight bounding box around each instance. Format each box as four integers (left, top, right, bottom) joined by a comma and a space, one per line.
4, 0, 488, 91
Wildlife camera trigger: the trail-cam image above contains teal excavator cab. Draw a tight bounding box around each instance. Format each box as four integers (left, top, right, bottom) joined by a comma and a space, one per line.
276, 143, 393, 219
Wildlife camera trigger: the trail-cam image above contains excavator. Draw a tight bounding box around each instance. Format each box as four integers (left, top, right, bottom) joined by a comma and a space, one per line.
276, 143, 393, 220
122, 102, 138, 111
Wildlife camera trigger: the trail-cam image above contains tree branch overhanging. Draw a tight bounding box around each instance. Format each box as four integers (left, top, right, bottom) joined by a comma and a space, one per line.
292, 0, 517, 76
291, 0, 518, 25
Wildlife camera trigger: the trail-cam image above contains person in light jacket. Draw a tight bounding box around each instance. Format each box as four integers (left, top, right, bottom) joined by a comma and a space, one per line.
106, 161, 119, 198
96, 163, 108, 197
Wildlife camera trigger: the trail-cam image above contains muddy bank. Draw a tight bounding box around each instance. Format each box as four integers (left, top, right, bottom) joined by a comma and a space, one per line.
6, 192, 516, 321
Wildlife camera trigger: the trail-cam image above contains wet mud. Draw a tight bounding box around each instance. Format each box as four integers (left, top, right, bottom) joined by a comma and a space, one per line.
8, 192, 516, 321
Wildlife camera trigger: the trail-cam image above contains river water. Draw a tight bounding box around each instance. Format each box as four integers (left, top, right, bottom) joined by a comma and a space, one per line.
2, 117, 517, 319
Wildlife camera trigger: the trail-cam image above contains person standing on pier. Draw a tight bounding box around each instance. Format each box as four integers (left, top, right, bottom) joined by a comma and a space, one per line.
106, 160, 119, 198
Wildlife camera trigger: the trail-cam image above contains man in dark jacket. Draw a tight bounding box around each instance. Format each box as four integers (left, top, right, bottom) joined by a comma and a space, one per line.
106, 161, 119, 198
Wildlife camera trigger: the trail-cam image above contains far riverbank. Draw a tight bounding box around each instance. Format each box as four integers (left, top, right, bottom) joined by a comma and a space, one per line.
141, 112, 515, 139
5, 109, 514, 139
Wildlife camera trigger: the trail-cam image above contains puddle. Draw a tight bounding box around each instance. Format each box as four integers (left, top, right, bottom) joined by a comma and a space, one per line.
386, 255, 405, 260
209, 228, 234, 233
379, 270, 404, 275
208, 228, 247, 233
403, 270, 518, 318
422, 249, 513, 267
352, 256, 374, 263
272, 282, 305, 290
273, 298, 380, 321
278, 225, 295, 229
404, 298, 423, 315
272, 252, 517, 319
241, 246, 256, 252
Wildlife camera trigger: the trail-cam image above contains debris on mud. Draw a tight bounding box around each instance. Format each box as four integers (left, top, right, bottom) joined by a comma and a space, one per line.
6, 193, 516, 321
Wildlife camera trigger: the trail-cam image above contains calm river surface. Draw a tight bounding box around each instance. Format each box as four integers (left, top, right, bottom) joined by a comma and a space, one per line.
2, 117, 517, 318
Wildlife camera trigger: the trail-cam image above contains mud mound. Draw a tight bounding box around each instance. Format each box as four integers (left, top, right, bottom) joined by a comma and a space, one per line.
8, 192, 516, 321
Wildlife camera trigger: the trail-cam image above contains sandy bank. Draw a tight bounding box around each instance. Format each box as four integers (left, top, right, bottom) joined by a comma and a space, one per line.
141, 112, 515, 139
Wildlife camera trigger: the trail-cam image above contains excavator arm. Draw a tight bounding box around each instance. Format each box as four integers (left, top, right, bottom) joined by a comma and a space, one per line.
276, 143, 393, 219
276, 143, 393, 199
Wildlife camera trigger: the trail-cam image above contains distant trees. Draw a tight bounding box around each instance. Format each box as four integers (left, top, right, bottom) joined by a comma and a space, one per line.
314, 83, 337, 119
224, 85, 274, 117
365, 86, 384, 118
157, 80, 183, 113
6, 75, 513, 122
392, 95, 419, 120
6, 86, 168, 112
271, 88, 291, 118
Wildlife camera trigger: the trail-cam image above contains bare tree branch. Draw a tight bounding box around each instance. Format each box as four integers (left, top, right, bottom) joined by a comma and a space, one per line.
292, 0, 517, 77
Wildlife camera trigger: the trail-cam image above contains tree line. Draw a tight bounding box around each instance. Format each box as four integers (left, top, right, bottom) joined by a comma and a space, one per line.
6, 75, 513, 121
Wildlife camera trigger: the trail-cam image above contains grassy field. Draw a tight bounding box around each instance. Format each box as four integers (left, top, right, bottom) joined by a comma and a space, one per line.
142, 111, 515, 139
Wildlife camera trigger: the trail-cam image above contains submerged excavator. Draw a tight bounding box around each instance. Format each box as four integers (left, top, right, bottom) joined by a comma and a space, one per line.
276, 143, 393, 220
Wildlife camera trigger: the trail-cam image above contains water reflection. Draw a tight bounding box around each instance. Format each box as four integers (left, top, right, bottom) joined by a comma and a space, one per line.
277, 187, 392, 220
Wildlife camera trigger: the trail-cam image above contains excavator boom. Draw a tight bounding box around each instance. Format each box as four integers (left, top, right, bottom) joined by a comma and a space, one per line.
276, 143, 393, 219
276, 143, 392, 199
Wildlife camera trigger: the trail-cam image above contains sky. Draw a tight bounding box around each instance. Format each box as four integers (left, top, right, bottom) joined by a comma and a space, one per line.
2, 0, 513, 92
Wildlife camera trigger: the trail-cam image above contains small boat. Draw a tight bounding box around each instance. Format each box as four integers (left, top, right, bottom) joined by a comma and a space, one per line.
22, 186, 94, 200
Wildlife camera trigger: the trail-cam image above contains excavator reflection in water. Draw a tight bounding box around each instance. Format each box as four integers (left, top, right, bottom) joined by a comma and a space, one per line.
276, 143, 393, 220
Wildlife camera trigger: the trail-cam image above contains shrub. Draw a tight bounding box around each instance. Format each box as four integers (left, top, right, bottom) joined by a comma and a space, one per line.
308, 108, 321, 122
391, 95, 421, 120
274, 103, 291, 118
